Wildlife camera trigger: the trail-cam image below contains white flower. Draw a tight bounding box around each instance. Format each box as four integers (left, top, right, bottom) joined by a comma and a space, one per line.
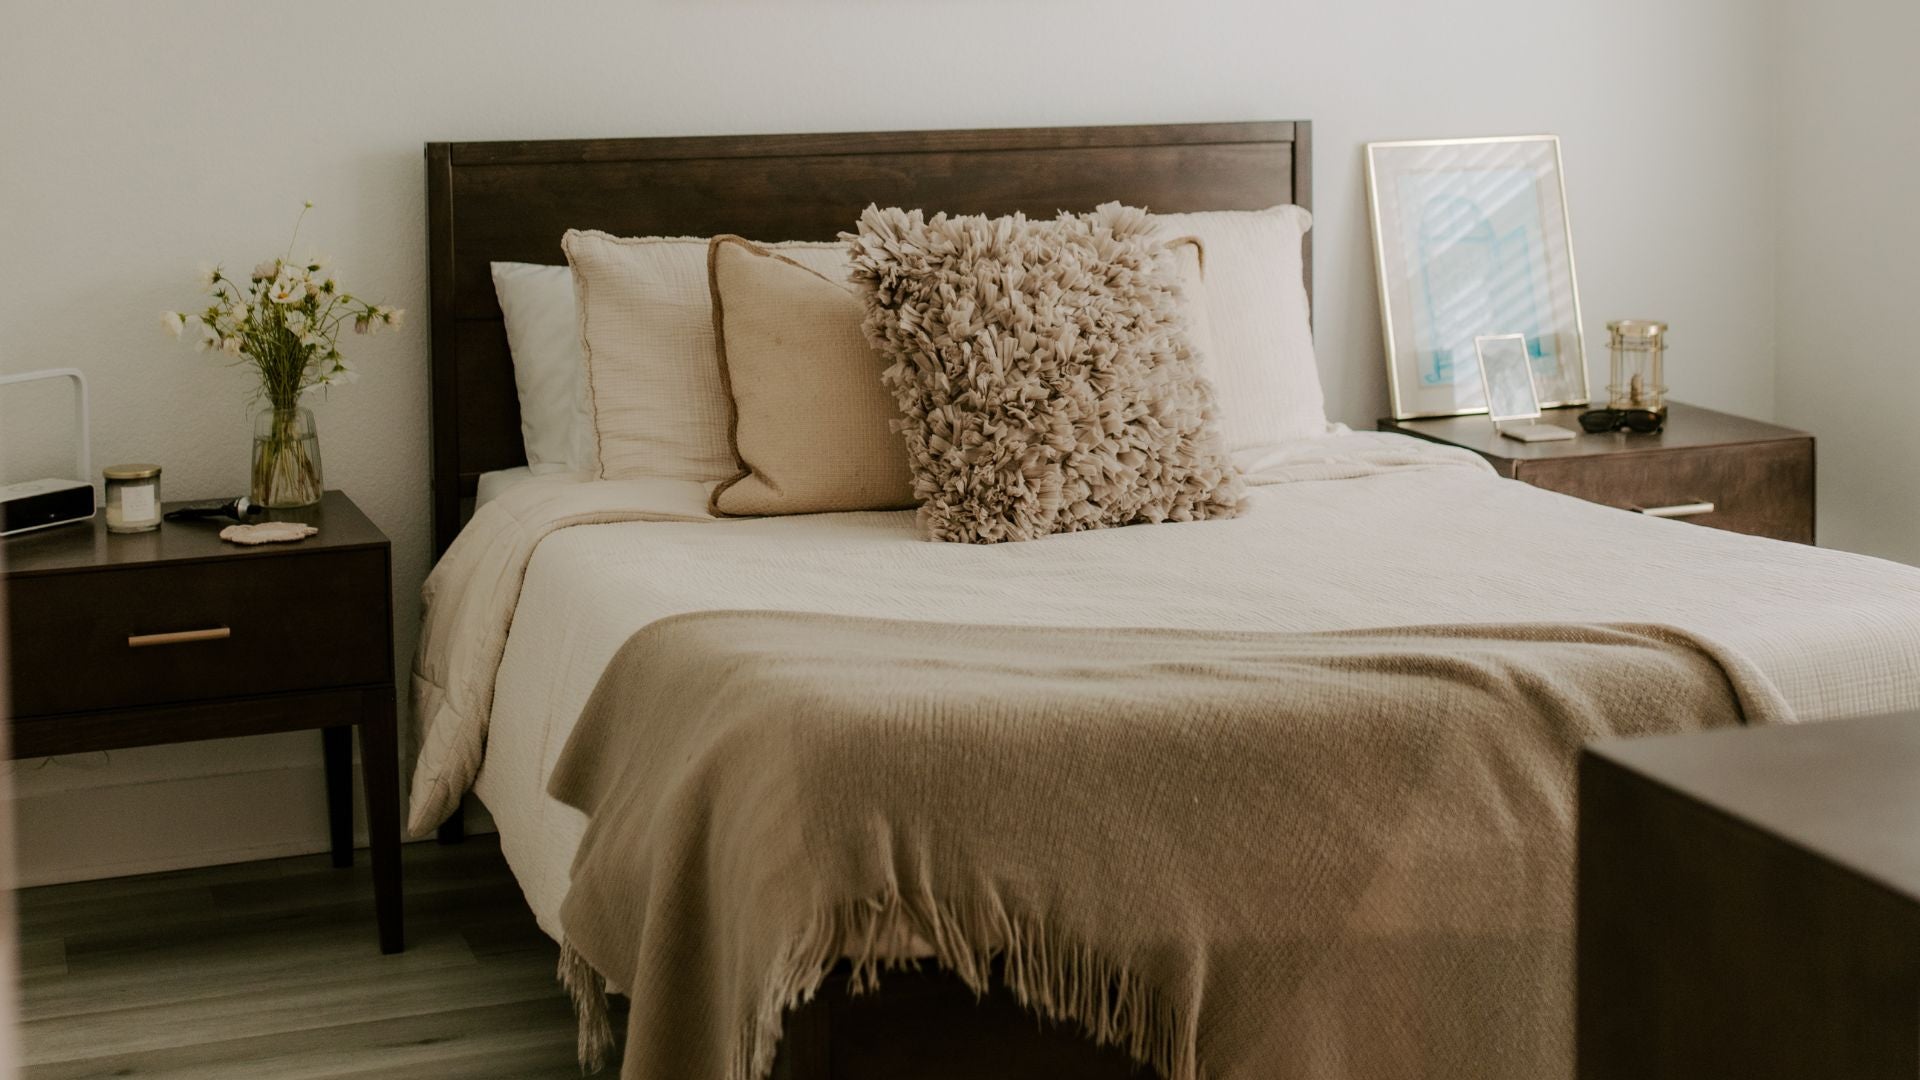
268, 273, 307, 305
353, 314, 372, 335
304, 253, 329, 273
284, 309, 309, 334
382, 307, 404, 328
221, 336, 243, 356
197, 264, 221, 289
329, 359, 358, 385
161, 311, 184, 337
300, 331, 323, 349
252, 259, 280, 282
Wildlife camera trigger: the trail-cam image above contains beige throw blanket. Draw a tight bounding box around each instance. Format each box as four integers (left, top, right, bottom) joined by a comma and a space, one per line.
550, 612, 1790, 1080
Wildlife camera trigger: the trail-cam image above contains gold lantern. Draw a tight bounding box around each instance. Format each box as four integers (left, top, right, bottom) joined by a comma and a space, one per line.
1606, 320, 1668, 415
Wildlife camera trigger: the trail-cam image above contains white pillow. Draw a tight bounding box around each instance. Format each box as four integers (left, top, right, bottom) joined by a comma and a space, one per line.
1153, 206, 1327, 455
563, 229, 846, 483
490, 262, 595, 473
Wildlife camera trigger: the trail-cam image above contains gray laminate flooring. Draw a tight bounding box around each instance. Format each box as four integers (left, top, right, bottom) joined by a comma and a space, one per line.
17, 836, 617, 1078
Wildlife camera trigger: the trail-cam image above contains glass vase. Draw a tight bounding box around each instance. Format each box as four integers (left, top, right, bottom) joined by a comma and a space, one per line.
252, 405, 324, 508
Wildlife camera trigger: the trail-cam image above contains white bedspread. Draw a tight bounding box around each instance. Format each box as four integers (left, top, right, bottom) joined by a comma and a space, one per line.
413, 432, 1920, 938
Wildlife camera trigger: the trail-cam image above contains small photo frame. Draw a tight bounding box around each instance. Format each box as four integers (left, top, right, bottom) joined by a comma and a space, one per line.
1367, 135, 1590, 419
1474, 334, 1541, 422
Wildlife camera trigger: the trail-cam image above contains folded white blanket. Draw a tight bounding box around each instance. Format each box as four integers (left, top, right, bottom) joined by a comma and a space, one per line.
410, 475, 714, 834
409, 433, 1499, 834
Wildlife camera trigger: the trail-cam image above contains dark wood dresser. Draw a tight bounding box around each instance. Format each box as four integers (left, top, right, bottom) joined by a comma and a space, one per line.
0, 490, 403, 953
1578, 712, 1920, 1079
1378, 401, 1815, 543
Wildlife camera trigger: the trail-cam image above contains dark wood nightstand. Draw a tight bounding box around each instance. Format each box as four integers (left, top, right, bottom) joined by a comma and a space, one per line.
0, 490, 403, 953
1378, 402, 1815, 543
1578, 712, 1920, 1079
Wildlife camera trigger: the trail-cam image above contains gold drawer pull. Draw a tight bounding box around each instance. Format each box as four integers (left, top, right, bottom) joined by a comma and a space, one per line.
1636, 500, 1716, 519
128, 626, 232, 648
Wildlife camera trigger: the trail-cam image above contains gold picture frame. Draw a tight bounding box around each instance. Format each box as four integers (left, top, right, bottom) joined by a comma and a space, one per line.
1366, 135, 1589, 419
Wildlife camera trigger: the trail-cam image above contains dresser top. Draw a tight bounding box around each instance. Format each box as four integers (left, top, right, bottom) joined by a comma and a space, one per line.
1379, 401, 1810, 463
1588, 712, 1920, 904
1, 490, 387, 578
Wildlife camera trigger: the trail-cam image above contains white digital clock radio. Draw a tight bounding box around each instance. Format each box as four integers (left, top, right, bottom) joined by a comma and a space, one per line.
0, 368, 97, 537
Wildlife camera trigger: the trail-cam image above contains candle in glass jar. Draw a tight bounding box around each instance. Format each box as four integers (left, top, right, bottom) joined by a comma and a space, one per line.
1605, 320, 1669, 415
103, 464, 162, 533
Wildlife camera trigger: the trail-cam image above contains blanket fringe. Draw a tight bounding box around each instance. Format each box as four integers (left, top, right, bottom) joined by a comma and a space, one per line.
554, 896, 1196, 1080
740, 890, 1198, 1080
558, 940, 615, 1073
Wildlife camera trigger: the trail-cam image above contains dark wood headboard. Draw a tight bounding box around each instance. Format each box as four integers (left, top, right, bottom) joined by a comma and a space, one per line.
425, 120, 1311, 556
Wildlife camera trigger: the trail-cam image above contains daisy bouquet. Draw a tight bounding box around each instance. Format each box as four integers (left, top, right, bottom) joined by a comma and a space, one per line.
163, 203, 400, 507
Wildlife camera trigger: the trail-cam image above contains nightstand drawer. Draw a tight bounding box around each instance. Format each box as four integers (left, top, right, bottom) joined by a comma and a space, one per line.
5, 548, 390, 718
1516, 440, 1814, 543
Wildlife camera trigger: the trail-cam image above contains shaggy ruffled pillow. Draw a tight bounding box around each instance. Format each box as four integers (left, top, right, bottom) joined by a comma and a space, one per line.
845, 202, 1244, 544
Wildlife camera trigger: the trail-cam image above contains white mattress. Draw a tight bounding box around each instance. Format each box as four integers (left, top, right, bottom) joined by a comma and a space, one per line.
474, 466, 534, 508
468, 433, 1920, 938
475, 464, 587, 508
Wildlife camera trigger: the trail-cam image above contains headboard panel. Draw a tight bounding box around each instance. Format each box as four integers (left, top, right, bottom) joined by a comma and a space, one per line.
426, 120, 1311, 555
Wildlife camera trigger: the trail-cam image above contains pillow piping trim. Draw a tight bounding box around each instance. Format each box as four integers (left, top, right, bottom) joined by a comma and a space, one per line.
561, 230, 612, 481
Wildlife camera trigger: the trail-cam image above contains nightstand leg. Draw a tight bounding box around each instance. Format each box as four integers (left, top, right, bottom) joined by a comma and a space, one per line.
360, 689, 405, 954
321, 726, 354, 868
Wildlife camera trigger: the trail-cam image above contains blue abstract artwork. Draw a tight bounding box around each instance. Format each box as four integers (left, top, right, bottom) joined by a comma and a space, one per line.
1396, 166, 1560, 396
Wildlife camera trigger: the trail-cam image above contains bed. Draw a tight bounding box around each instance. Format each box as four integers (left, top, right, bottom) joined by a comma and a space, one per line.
418, 122, 1920, 1079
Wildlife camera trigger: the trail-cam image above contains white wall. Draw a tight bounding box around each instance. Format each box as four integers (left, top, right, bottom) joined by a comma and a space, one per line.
0, 0, 1780, 884
1773, 0, 1920, 564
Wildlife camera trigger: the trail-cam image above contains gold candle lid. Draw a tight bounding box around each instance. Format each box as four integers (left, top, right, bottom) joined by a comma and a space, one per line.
1607, 319, 1668, 343
102, 463, 162, 480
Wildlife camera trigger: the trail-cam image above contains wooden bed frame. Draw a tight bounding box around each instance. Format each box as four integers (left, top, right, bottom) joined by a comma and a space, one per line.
424, 120, 1310, 1078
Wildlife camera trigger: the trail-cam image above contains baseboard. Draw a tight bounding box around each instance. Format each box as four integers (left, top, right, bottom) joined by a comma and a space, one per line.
14, 760, 491, 888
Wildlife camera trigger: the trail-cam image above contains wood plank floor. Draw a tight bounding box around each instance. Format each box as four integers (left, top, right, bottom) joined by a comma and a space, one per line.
17, 836, 621, 1078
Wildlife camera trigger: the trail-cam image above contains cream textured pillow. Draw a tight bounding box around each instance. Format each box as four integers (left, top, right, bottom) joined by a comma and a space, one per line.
707, 236, 915, 516
562, 229, 845, 482
846, 203, 1244, 544
1153, 206, 1326, 456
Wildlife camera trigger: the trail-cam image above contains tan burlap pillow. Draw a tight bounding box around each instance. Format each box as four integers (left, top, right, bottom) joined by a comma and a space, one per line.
707, 236, 915, 516
845, 203, 1244, 544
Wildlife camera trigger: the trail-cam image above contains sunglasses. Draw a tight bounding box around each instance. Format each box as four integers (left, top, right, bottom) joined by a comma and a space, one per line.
1578, 408, 1665, 434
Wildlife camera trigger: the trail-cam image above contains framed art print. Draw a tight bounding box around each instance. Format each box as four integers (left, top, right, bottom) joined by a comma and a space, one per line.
1366, 135, 1589, 419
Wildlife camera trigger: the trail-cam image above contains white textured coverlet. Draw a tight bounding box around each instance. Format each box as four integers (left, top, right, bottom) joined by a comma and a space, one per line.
410, 431, 1920, 939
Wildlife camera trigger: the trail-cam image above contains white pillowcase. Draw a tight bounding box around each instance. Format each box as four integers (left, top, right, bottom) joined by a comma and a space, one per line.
1154, 205, 1327, 456
490, 262, 596, 473
563, 229, 846, 483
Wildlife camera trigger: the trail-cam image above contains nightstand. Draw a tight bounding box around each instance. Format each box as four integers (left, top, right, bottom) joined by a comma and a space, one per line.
1378, 402, 1815, 543
0, 490, 403, 953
